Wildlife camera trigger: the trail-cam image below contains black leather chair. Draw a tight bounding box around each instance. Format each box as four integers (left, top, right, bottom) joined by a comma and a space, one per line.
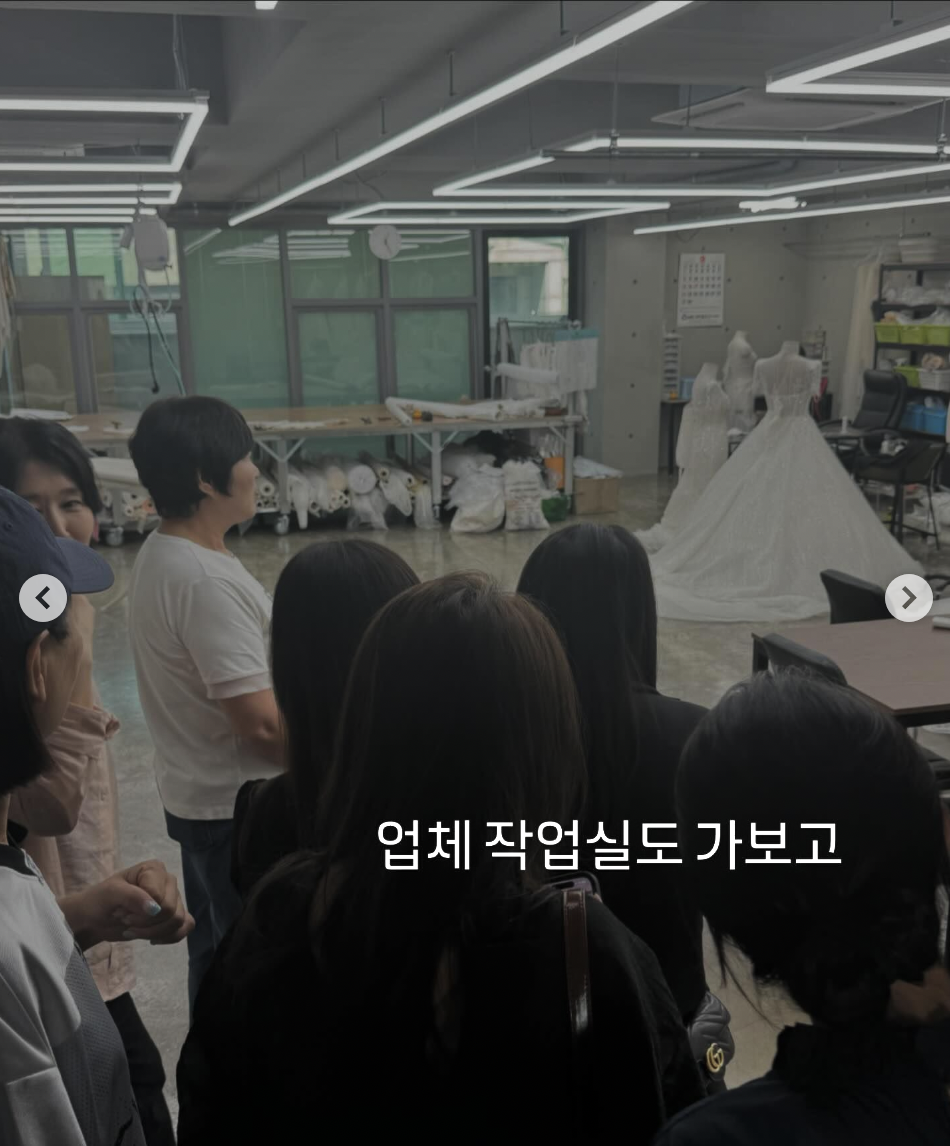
819, 570, 889, 624
823, 371, 907, 470
853, 439, 946, 546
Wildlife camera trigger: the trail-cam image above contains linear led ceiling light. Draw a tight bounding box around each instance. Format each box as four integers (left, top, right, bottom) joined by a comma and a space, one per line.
0, 182, 181, 202
0, 196, 169, 206
565, 135, 939, 156
329, 203, 669, 226
0, 214, 139, 224
0, 205, 156, 216
0, 96, 207, 173
336, 199, 671, 219
767, 12, 950, 97
228, 1, 694, 225
633, 192, 950, 235
436, 155, 950, 202
739, 197, 802, 212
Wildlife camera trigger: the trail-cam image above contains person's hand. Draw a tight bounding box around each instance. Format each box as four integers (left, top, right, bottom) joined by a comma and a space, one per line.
888, 964, 950, 1026
60, 859, 194, 951
68, 594, 96, 708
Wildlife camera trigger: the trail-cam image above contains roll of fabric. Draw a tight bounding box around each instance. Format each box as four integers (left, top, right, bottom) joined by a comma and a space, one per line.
344, 462, 377, 496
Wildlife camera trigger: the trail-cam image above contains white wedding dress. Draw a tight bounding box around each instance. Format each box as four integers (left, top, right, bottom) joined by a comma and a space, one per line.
637, 363, 730, 552
651, 344, 923, 622
722, 331, 758, 433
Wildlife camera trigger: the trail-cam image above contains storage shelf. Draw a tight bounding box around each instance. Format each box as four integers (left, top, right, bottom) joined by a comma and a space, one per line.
882, 263, 950, 272
873, 300, 950, 309
875, 341, 950, 350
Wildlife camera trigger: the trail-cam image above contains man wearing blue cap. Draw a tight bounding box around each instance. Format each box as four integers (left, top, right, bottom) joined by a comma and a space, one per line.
0, 486, 193, 1146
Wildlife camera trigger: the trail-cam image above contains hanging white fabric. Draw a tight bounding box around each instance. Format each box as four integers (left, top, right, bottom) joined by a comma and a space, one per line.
840, 260, 881, 420
721, 331, 758, 432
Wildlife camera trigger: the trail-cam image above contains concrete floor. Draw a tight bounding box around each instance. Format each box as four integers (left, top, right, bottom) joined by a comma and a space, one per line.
91, 473, 941, 1120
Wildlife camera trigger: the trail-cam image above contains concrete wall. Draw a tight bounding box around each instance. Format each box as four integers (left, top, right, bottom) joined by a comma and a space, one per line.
584, 218, 667, 474
585, 205, 950, 473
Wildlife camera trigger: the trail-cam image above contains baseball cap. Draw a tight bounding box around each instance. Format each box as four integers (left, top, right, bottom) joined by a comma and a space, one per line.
0, 486, 114, 648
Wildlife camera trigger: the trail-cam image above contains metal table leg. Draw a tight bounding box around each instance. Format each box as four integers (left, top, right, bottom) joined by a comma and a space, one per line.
430, 430, 443, 519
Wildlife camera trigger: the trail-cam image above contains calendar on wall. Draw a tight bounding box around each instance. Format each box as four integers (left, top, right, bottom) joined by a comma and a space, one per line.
676, 252, 725, 327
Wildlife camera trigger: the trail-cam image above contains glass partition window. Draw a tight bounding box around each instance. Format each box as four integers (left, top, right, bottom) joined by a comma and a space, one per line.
184, 228, 289, 409
10, 314, 77, 413
74, 226, 180, 303
3, 228, 71, 302
88, 311, 181, 413
389, 231, 473, 299
488, 235, 570, 323
289, 230, 379, 300
394, 309, 471, 403
298, 311, 379, 407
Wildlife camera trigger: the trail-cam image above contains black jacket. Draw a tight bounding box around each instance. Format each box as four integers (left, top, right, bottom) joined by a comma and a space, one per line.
177, 886, 703, 1144
230, 773, 297, 900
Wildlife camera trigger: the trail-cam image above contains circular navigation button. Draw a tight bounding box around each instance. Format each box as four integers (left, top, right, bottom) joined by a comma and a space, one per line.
19, 574, 67, 624
885, 574, 933, 623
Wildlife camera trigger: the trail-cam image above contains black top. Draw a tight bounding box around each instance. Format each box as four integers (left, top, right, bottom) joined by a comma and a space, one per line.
230, 773, 297, 899
588, 690, 708, 1020
654, 1022, 950, 1145
177, 887, 704, 1144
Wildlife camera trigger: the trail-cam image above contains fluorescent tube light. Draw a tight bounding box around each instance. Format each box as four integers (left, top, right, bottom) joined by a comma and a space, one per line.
767, 14, 950, 93
337, 199, 669, 220
0, 205, 156, 215
565, 135, 938, 156
0, 197, 166, 206
0, 215, 137, 223
329, 204, 669, 226
0, 182, 180, 200
0, 97, 207, 173
633, 192, 950, 235
739, 197, 801, 212
434, 156, 555, 195
228, 1, 694, 225
256, 1, 279, 7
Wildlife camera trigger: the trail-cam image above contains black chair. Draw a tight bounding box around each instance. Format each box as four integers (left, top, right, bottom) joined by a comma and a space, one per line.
853, 439, 947, 547
821, 369, 907, 436
819, 569, 889, 624
751, 633, 950, 798
751, 633, 847, 683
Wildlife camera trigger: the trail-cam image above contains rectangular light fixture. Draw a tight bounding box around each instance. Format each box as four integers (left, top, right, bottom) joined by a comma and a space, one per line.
767, 13, 950, 94
0, 215, 137, 224
0, 205, 156, 216
256, 1, 279, 8
0, 197, 167, 206
633, 192, 950, 235
565, 135, 939, 156
434, 155, 555, 195
335, 199, 670, 220
738, 197, 801, 212
228, 1, 694, 225
0, 96, 207, 173
329, 204, 669, 226
0, 181, 181, 201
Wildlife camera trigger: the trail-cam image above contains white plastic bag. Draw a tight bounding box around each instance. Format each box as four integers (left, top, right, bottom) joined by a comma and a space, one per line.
447, 465, 505, 533
502, 460, 549, 532
413, 482, 440, 530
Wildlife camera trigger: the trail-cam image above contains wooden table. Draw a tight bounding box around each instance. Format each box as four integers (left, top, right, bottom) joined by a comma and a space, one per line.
58, 402, 583, 525
753, 618, 950, 727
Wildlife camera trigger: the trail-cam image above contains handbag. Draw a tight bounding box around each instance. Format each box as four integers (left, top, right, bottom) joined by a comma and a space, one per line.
687, 990, 735, 1090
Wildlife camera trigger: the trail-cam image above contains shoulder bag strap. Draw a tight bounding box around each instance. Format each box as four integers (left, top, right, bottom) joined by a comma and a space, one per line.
562, 888, 593, 1095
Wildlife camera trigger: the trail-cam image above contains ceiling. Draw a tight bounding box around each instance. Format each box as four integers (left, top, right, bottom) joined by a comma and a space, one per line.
2, 0, 950, 227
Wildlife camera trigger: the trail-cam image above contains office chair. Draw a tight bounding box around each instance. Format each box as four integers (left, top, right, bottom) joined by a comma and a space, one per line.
853, 439, 946, 547
819, 570, 889, 624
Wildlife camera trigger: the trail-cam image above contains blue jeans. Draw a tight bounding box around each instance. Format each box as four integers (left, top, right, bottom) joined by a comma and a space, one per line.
163, 810, 242, 1020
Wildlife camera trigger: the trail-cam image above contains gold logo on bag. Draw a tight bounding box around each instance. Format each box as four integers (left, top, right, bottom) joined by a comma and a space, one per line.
706, 1044, 726, 1076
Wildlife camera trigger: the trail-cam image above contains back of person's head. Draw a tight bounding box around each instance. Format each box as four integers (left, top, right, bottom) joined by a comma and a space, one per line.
678, 672, 949, 1028
517, 523, 657, 826
129, 396, 252, 518
236, 574, 585, 1027
0, 416, 103, 516
270, 539, 419, 846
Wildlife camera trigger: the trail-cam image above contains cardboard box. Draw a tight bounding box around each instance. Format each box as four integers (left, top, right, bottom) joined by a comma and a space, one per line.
573, 475, 620, 515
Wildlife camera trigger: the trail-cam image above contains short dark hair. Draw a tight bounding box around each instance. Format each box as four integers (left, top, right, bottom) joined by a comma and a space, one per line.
677, 672, 950, 1028
0, 418, 103, 515
129, 396, 253, 518
270, 539, 419, 848
0, 610, 70, 796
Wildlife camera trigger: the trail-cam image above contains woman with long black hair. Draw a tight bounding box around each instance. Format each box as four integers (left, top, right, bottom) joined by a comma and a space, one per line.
517, 523, 708, 1024
177, 574, 702, 1143
231, 538, 419, 897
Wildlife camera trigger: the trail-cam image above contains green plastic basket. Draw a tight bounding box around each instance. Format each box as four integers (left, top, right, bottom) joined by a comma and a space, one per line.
924, 325, 950, 346
900, 324, 926, 344
874, 322, 900, 342
541, 494, 571, 523
896, 365, 921, 387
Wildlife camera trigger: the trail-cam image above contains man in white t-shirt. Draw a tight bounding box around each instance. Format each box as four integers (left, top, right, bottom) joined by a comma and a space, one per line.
128, 397, 283, 1014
